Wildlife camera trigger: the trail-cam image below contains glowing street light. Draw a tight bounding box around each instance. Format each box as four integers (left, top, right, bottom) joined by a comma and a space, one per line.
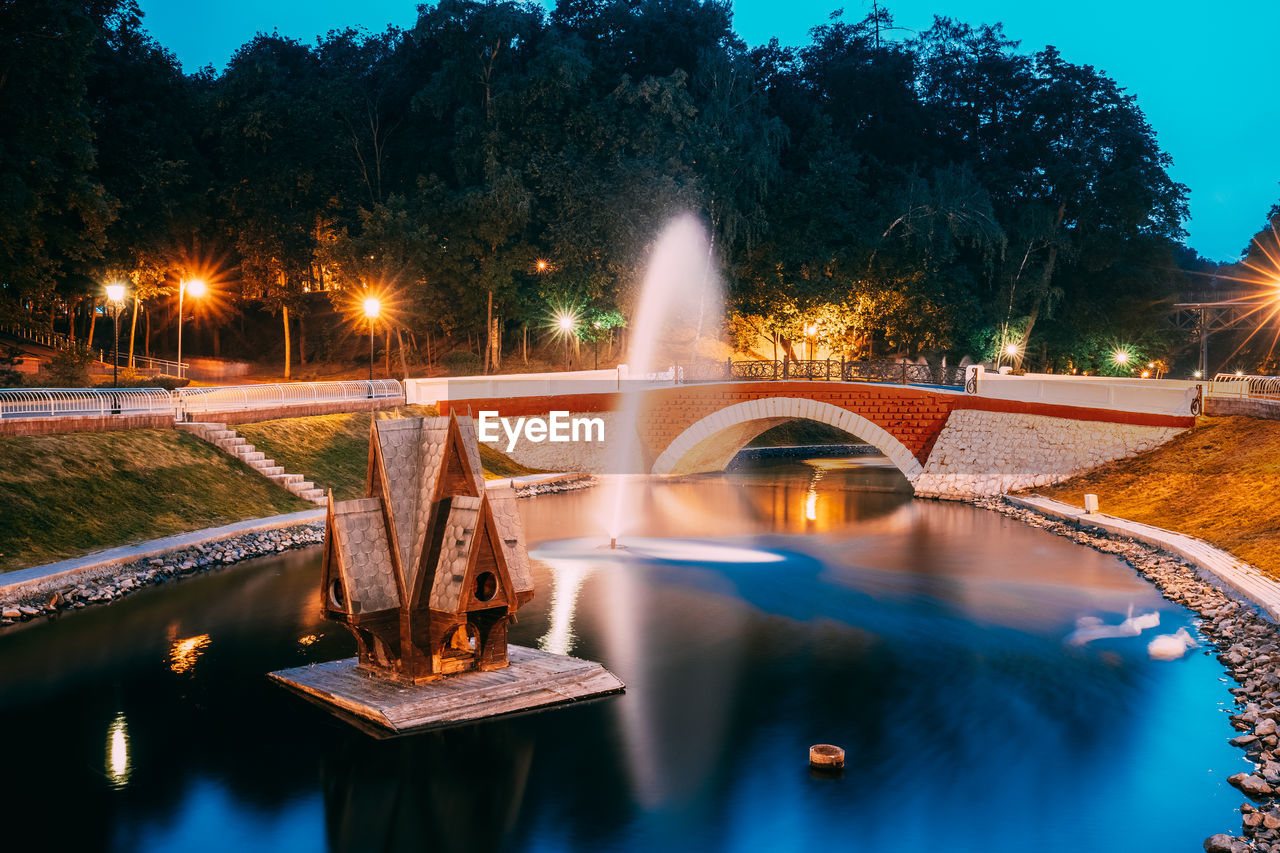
363, 297, 381, 383
536, 259, 550, 273
1113, 349, 1130, 367
105, 283, 126, 389
556, 311, 577, 371
177, 279, 207, 379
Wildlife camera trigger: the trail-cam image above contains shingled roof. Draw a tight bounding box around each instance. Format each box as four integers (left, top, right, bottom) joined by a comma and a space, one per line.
329, 497, 400, 615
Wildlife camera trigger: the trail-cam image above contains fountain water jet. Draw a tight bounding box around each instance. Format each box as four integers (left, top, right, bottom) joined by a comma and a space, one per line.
599, 215, 724, 543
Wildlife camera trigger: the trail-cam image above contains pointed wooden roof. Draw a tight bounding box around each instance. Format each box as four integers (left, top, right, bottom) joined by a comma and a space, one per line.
486, 486, 534, 602
328, 497, 400, 614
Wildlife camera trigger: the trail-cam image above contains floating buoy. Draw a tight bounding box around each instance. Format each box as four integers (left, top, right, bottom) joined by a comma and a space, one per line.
809, 744, 845, 769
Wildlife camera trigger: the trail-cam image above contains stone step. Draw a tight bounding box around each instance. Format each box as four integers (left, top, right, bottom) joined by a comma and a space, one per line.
204, 429, 237, 441
230, 443, 258, 456
237, 451, 265, 464
298, 488, 326, 502
269, 473, 304, 486
288, 481, 316, 494
215, 437, 247, 451
254, 464, 284, 477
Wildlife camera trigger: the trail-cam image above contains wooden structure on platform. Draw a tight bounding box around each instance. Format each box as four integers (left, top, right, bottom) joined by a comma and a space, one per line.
321, 413, 534, 684
275, 412, 624, 734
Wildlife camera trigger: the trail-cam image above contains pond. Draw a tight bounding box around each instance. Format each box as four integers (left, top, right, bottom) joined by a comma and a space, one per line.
0, 456, 1246, 852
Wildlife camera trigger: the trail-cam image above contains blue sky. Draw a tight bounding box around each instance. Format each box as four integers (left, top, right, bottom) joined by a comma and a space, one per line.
137, 0, 1280, 262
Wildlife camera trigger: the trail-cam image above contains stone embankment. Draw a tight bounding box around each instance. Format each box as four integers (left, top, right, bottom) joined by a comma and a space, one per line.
915, 410, 1182, 498
976, 497, 1280, 853
0, 523, 324, 626
0, 474, 593, 627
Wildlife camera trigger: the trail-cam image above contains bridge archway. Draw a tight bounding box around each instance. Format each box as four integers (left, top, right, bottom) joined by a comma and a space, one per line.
649, 397, 925, 481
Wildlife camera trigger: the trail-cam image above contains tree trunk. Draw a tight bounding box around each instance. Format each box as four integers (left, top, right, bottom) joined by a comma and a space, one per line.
484, 290, 493, 374
1018, 202, 1067, 358
396, 328, 409, 379
298, 313, 306, 365
128, 298, 139, 368
145, 306, 151, 358
68, 298, 77, 342
86, 300, 97, 352
385, 327, 391, 378
522, 324, 528, 364
282, 305, 291, 380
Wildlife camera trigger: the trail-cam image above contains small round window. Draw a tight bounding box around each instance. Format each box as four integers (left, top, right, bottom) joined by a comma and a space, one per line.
474, 571, 497, 602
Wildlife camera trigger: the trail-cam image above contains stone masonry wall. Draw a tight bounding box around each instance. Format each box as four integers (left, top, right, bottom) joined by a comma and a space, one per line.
912, 409, 1184, 499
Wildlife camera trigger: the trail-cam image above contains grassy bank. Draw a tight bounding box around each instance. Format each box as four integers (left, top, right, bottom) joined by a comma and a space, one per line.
1037, 416, 1280, 577
0, 430, 311, 572
237, 408, 547, 502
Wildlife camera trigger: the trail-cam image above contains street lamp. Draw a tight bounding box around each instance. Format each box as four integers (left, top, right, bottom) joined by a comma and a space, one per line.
805, 323, 818, 361
557, 314, 576, 371
363, 297, 381, 383
177, 279, 207, 379
105, 283, 126, 389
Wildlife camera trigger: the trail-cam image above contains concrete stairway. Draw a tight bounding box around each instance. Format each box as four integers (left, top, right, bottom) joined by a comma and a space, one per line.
176, 422, 327, 505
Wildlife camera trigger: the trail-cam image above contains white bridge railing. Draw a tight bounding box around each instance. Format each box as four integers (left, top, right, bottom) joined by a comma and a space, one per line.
1208, 374, 1280, 401
965, 366, 1201, 417
0, 380, 403, 421
0, 387, 174, 419
175, 380, 403, 417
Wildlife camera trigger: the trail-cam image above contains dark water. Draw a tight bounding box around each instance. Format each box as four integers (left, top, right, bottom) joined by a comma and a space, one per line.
0, 457, 1247, 852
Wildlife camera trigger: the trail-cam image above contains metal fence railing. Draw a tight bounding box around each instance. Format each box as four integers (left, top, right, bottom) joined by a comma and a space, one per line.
175, 380, 403, 418
0, 380, 403, 421
109, 352, 187, 375
679, 359, 966, 387
1, 321, 104, 362
1209, 373, 1280, 401
0, 387, 174, 419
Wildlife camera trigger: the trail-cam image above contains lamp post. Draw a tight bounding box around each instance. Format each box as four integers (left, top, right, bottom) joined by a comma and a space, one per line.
557, 314, 575, 371
177, 279, 207, 379
363, 297, 381, 384
106, 283, 126, 389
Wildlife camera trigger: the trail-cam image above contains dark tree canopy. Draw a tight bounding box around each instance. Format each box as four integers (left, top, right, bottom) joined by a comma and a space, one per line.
1, 0, 1222, 374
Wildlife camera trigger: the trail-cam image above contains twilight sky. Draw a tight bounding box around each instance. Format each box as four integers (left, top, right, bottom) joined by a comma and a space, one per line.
136, 0, 1280, 262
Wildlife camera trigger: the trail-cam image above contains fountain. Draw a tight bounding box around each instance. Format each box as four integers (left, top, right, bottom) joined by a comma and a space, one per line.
600, 214, 724, 545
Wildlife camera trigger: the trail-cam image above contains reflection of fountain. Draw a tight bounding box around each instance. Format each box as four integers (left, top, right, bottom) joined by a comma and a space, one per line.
537, 561, 593, 656
600, 215, 724, 543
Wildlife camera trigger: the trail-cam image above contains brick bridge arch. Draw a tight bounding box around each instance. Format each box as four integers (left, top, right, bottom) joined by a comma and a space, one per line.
650, 396, 924, 480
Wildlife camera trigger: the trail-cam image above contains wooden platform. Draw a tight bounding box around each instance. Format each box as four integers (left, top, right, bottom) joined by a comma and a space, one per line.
270, 645, 625, 736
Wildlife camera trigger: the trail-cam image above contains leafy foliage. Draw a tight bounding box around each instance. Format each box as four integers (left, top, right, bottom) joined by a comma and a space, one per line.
2, 1, 1206, 370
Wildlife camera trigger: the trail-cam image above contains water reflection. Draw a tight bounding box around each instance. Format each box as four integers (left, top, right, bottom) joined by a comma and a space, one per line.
0, 456, 1251, 853
537, 560, 591, 656
106, 711, 131, 789
168, 633, 211, 675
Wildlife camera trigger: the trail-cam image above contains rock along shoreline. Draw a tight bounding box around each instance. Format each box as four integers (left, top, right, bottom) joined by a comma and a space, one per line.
0, 474, 594, 628
971, 496, 1280, 853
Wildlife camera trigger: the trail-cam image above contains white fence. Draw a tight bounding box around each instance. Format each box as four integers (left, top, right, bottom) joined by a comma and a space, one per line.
407, 368, 635, 407
176, 380, 403, 417
0, 380, 402, 421
1208, 374, 1280, 401
0, 387, 174, 419
965, 366, 1201, 417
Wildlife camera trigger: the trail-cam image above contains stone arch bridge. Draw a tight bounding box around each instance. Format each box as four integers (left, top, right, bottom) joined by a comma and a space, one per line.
440, 377, 1197, 499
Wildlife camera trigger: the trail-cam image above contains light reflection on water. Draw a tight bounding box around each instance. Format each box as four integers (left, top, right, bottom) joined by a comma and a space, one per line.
0, 456, 1251, 852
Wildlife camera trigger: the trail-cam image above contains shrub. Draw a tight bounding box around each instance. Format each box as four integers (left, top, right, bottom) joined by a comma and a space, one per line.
0, 345, 26, 388
45, 347, 96, 387
441, 350, 483, 376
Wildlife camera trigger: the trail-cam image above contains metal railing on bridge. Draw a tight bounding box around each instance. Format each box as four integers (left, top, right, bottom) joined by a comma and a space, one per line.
680, 358, 966, 387
1208, 373, 1280, 401
175, 380, 403, 418
0, 387, 173, 419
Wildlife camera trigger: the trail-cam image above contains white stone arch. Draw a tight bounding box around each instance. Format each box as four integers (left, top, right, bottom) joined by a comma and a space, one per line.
650, 397, 924, 481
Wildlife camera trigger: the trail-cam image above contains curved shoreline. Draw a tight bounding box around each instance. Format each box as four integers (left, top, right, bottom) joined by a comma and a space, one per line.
0, 472, 593, 624
976, 495, 1279, 853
